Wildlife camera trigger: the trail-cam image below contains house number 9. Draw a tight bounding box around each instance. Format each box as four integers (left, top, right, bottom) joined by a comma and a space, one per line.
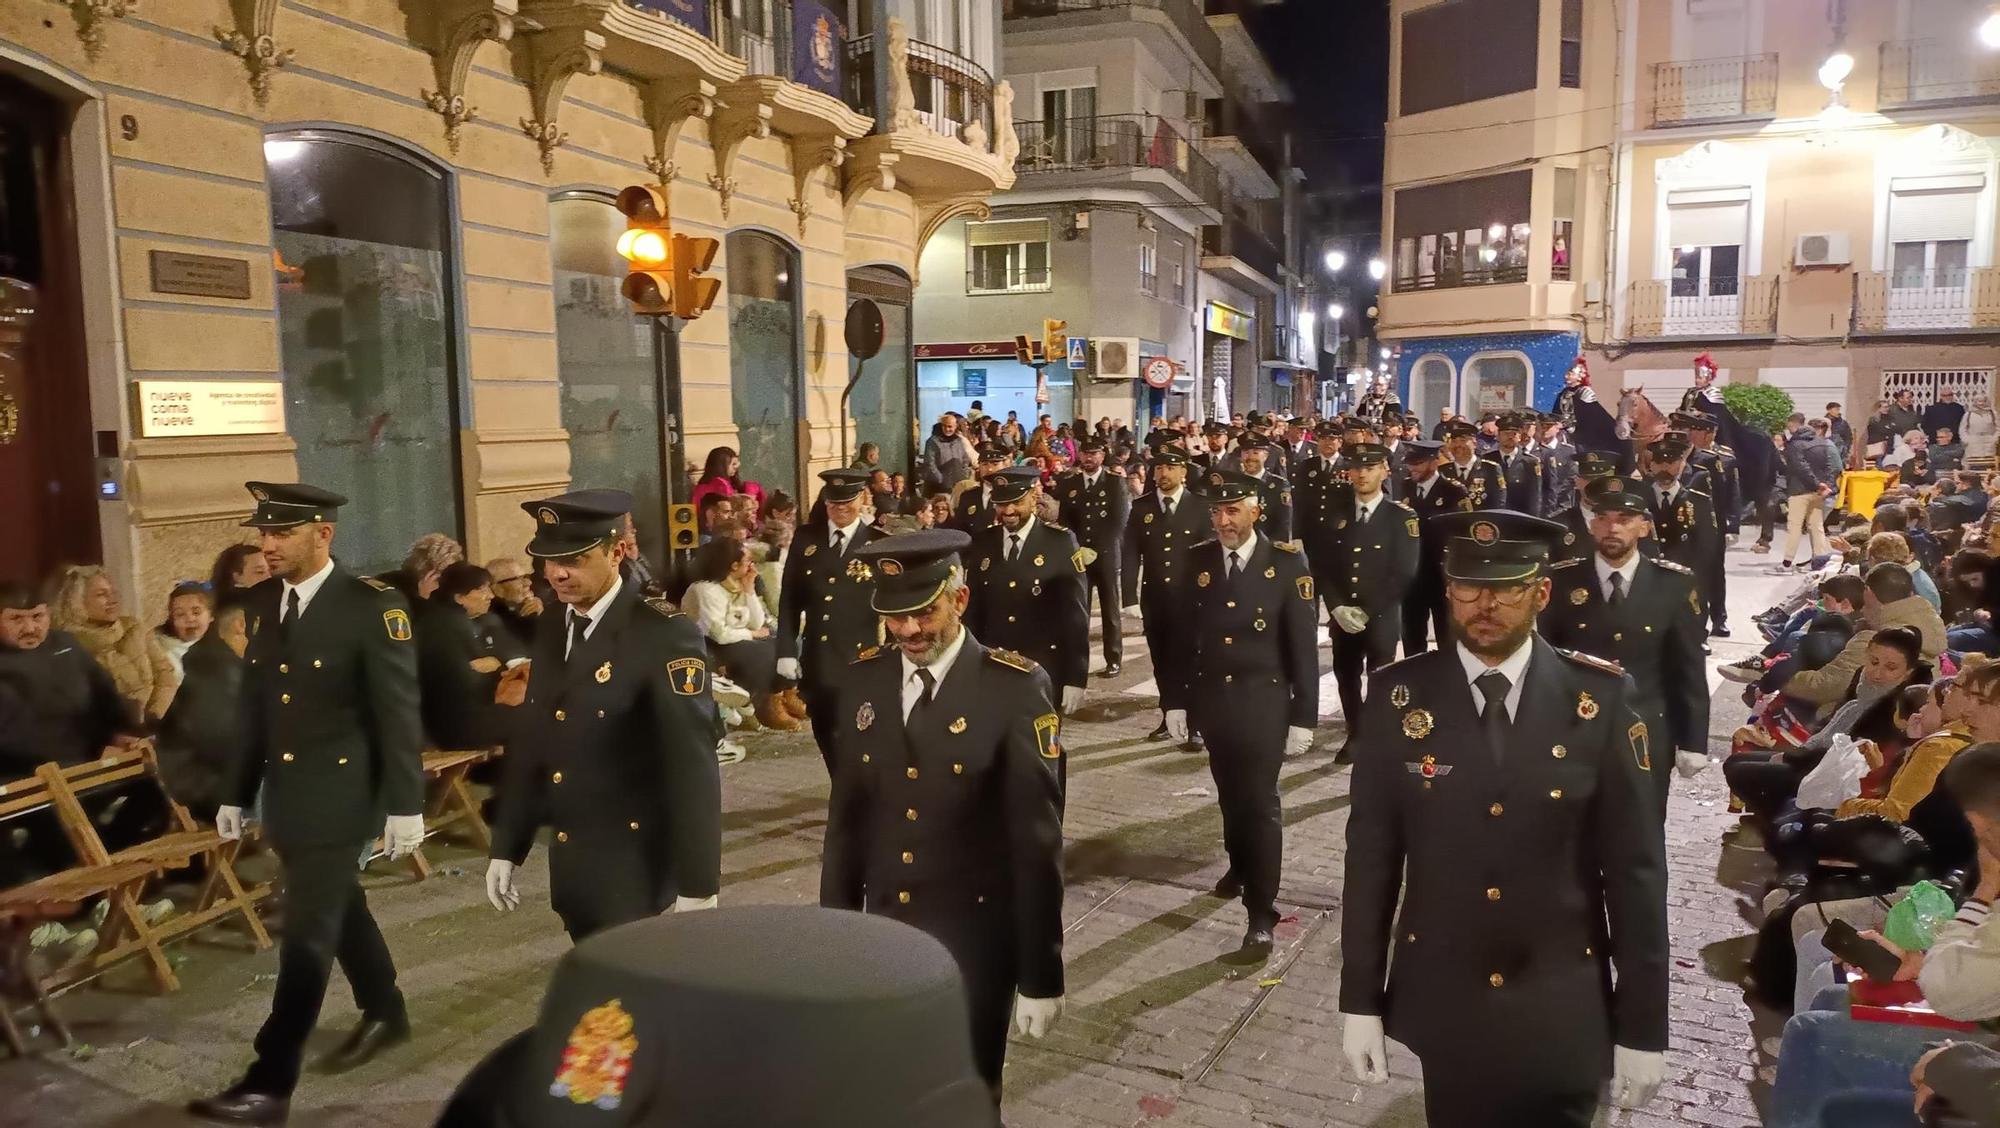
120, 115, 139, 141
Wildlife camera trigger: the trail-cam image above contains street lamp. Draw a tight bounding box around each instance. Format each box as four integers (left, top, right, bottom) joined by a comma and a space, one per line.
1817, 50, 1854, 93
1327, 302, 1344, 319
1981, 7, 2000, 48
1367, 257, 1387, 281
1324, 249, 1347, 273
1379, 346, 1392, 360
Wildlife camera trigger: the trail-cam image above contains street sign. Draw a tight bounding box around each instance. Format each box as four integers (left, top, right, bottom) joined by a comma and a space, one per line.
1143, 357, 1175, 389
1067, 336, 1088, 368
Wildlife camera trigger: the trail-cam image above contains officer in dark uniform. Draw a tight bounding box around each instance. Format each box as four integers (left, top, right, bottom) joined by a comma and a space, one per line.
1488, 413, 1546, 516
967, 466, 1089, 717
1534, 413, 1579, 515
1542, 477, 1710, 810
1124, 447, 1211, 745
1324, 444, 1420, 761
821, 529, 1066, 1096
195, 483, 426, 1125
1641, 436, 1719, 596
1294, 420, 1355, 569
1399, 440, 1473, 655
776, 469, 883, 771
1184, 469, 1319, 947
1675, 412, 1737, 637
952, 443, 1013, 531
1056, 435, 1131, 677
1549, 451, 1621, 565
1439, 419, 1505, 508
1234, 437, 1294, 541
1339, 510, 1669, 1128
1191, 421, 1232, 473
485, 489, 723, 941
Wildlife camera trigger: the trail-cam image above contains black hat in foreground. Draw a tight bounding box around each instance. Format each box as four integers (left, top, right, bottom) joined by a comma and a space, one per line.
1575, 451, 1620, 480
1198, 468, 1264, 504
817, 468, 871, 503
1401, 439, 1444, 463
975, 442, 1012, 463
1345, 442, 1393, 467
1434, 509, 1566, 583
1582, 476, 1649, 516
852, 529, 971, 614
521, 489, 632, 558
434, 907, 996, 1128
987, 465, 1042, 504
1151, 447, 1191, 467
242, 482, 348, 529
1312, 420, 1343, 439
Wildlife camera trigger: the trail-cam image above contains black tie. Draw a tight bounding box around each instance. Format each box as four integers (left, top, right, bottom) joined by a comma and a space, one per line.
910, 667, 937, 724
1164, 496, 1176, 518
568, 612, 590, 660
1226, 551, 1241, 580
1476, 670, 1511, 766
281, 587, 301, 642
1008, 533, 1021, 562
1608, 571, 1626, 606
831, 530, 847, 558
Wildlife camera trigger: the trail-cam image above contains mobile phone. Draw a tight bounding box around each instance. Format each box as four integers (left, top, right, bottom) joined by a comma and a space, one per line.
1824, 919, 1905, 983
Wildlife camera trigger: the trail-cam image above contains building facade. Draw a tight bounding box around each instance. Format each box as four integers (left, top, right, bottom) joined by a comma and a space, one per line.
1379, 0, 2000, 426
910, 0, 1309, 435
0, 0, 1014, 602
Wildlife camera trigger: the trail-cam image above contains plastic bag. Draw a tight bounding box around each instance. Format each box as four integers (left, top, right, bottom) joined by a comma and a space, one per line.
1882, 880, 1957, 951
1796, 733, 1866, 810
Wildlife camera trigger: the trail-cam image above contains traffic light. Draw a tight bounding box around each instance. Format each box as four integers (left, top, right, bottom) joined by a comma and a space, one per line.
616, 185, 673, 316
670, 233, 721, 321
666, 502, 698, 551
1042, 319, 1068, 366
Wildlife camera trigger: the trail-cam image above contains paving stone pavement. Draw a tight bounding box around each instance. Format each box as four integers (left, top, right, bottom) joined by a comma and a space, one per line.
3, 547, 1800, 1128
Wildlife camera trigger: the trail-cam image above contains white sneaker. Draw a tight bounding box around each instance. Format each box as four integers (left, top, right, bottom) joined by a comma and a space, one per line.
29, 922, 74, 950
711, 675, 752, 709
142, 898, 175, 925
716, 740, 747, 766
720, 705, 745, 728
1762, 887, 1793, 916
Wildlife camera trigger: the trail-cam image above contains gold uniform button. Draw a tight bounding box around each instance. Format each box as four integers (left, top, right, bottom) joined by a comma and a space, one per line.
552, 772, 563, 783
278, 663, 289, 674
861, 753, 871, 763
1486, 887, 1501, 901
901, 851, 914, 864
1489, 973, 1504, 987
1550, 788, 1564, 799
1489, 803, 1504, 816
1406, 932, 1416, 942
337, 757, 348, 765
1551, 745, 1566, 759
629, 821, 640, 830
1585, 946, 1594, 957
280, 693, 291, 704
905, 808, 917, 821
281, 752, 294, 762
897, 891, 910, 904
906, 767, 919, 779
555, 709, 567, 721
824, 595, 833, 603
556, 831, 568, 843
1223, 637, 1233, 645
952, 763, 963, 774
313, 659, 322, 668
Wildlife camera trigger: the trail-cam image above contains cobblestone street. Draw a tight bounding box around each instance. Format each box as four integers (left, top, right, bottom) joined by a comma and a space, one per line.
6, 549, 1793, 1128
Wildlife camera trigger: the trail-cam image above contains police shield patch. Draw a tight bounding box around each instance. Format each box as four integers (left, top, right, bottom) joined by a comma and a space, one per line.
1034, 713, 1061, 759
383, 609, 412, 641
1629, 721, 1651, 771
1295, 575, 1314, 602
667, 657, 706, 696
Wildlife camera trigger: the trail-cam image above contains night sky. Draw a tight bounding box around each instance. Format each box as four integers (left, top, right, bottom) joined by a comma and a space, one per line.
1247, 0, 1390, 192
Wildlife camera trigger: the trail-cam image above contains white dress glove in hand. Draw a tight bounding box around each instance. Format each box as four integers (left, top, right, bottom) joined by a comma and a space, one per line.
672, 894, 718, 912
1012, 993, 1064, 1039
1164, 709, 1189, 743
1675, 750, 1709, 778
384, 814, 426, 859
1610, 1046, 1666, 1109
215, 805, 244, 842
485, 859, 519, 912
1341, 1013, 1390, 1084
1333, 605, 1369, 635
1284, 727, 1313, 757
1062, 685, 1086, 714
775, 657, 801, 681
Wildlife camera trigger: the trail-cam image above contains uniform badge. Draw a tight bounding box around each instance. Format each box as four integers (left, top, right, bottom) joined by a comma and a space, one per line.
250, 485, 269, 501
1402, 709, 1433, 739
1033, 553, 1045, 567
595, 661, 612, 684
1389, 684, 1410, 708
1253, 618, 1267, 631
1265, 566, 1277, 578
1629, 721, 1651, 771
1336, 518, 1348, 530
1406, 517, 1420, 538
1296, 576, 1314, 601
1071, 549, 1089, 572
1280, 490, 1292, 506
1198, 572, 1210, 588
1563, 532, 1576, 545
1405, 754, 1452, 781
1470, 520, 1500, 545
1144, 512, 1154, 524
856, 702, 875, 731
847, 559, 874, 582
804, 544, 818, 557
549, 998, 638, 1109
536, 506, 558, 525
879, 559, 902, 576
383, 609, 413, 641
1576, 691, 1600, 720
948, 717, 966, 734
1570, 587, 1589, 606
981, 557, 991, 571
1034, 712, 1062, 759
667, 657, 706, 696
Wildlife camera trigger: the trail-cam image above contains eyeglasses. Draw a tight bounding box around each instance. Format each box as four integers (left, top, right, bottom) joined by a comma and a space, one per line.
1446, 582, 1539, 608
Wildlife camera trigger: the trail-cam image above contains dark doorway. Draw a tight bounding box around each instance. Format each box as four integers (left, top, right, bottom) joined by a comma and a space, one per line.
0, 74, 99, 586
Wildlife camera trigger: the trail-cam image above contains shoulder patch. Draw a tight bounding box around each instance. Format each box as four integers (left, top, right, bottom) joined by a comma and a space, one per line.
987, 648, 1037, 673
360, 576, 394, 593
1043, 521, 1070, 534
643, 596, 684, 617
1647, 557, 1694, 575
1687, 488, 1712, 499
1388, 499, 1415, 514
850, 645, 888, 664
1271, 540, 1302, 554
1557, 647, 1626, 676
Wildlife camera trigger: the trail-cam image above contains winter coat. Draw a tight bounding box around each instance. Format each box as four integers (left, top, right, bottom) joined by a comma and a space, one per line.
69, 615, 180, 722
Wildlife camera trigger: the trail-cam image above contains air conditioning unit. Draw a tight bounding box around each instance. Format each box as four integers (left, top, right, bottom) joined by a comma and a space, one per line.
1095, 337, 1139, 380
1796, 232, 1852, 269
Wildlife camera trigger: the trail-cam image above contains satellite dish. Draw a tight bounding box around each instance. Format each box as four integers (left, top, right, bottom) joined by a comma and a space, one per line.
845, 299, 885, 362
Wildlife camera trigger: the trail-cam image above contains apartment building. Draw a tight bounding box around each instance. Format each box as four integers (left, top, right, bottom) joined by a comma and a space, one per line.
1380, 0, 2000, 423
911, 0, 1312, 432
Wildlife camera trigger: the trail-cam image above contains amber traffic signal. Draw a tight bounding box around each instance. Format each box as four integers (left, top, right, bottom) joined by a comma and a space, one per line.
616, 185, 674, 315
670, 234, 721, 321
1042, 318, 1068, 366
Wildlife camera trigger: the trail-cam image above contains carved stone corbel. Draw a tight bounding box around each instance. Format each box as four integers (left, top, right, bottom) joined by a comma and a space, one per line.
214, 0, 295, 107
421, 0, 517, 156
643, 77, 717, 187
54, 0, 136, 61
841, 152, 898, 220
518, 27, 604, 178
787, 136, 846, 236
706, 98, 772, 219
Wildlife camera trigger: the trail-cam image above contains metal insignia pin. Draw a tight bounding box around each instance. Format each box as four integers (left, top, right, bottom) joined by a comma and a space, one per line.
1402, 709, 1434, 739
948, 717, 967, 734
1570, 588, 1589, 605
856, 702, 875, 731
1576, 692, 1599, 720
1033, 554, 1044, 567
595, 661, 612, 684
1264, 566, 1276, 579
1389, 684, 1410, 708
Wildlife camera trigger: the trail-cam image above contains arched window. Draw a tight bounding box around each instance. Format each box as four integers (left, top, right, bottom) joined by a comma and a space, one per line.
550, 192, 666, 564
1463, 352, 1531, 417
265, 131, 461, 575
1411, 354, 1456, 425
726, 230, 803, 499
846, 265, 913, 476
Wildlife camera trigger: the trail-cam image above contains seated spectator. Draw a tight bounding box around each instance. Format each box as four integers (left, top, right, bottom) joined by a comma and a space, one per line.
690, 445, 767, 517
417, 562, 515, 751
753, 520, 790, 619
1882, 429, 1928, 469
157, 581, 214, 678
52, 564, 179, 724
760, 489, 798, 531
207, 542, 269, 598
485, 555, 543, 652
1723, 574, 1868, 685
925, 493, 953, 530
1784, 563, 1946, 712
1868, 532, 1942, 610
697, 493, 732, 545
1931, 427, 1967, 474
867, 469, 895, 518
1946, 549, 1993, 627
1898, 451, 1936, 488
155, 599, 248, 823
729, 493, 761, 541
849, 441, 880, 471
683, 537, 794, 731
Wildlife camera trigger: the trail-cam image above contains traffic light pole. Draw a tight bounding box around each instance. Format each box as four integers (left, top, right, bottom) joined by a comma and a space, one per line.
652, 313, 692, 569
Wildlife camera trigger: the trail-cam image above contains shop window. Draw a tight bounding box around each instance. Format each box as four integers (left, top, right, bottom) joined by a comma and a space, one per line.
1464, 352, 1529, 416
726, 230, 804, 500
847, 265, 915, 477
967, 217, 1051, 293
550, 193, 664, 564
265, 131, 461, 576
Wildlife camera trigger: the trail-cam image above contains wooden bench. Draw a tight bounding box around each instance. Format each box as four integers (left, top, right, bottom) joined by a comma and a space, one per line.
30, 748, 272, 993
366, 748, 498, 880
0, 865, 155, 1056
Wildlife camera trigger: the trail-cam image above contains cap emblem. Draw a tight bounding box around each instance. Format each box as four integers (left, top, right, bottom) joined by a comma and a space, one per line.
250, 485, 269, 501
878, 558, 902, 577
537, 506, 558, 525
1470, 520, 1500, 545
549, 999, 638, 1110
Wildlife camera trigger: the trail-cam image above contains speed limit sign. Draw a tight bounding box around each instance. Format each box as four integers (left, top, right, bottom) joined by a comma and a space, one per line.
1143, 357, 1175, 389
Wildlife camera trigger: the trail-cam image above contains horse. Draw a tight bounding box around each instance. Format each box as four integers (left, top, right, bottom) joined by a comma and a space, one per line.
1615, 385, 1776, 526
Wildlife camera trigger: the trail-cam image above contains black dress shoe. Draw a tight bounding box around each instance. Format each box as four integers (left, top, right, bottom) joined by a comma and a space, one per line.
1146, 721, 1170, 742
1241, 927, 1274, 949
316, 1015, 410, 1074
1333, 741, 1355, 765
1098, 663, 1122, 678
188, 1085, 289, 1125
1212, 872, 1243, 899
1179, 734, 1205, 754
1711, 626, 1731, 638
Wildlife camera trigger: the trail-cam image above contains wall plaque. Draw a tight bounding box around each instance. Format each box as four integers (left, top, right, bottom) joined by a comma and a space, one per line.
149, 250, 253, 300
134, 379, 286, 437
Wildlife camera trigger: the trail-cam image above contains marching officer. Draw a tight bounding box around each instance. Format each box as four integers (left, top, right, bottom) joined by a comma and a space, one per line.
1324, 444, 1420, 761
1534, 413, 1579, 515
952, 443, 1013, 530
1640, 436, 1719, 596
1676, 411, 1737, 637
1340, 510, 1669, 1127
776, 469, 883, 770
1439, 419, 1506, 508
1399, 440, 1473, 656
1489, 413, 1545, 516
1191, 421, 1232, 473
1549, 451, 1621, 565
1233, 437, 1294, 541
967, 466, 1089, 718
1184, 470, 1319, 948
196, 483, 426, 1124
1542, 477, 1711, 810
1124, 447, 1210, 745
1057, 435, 1131, 677
820, 529, 1067, 1097
1295, 420, 1355, 564
483, 489, 723, 941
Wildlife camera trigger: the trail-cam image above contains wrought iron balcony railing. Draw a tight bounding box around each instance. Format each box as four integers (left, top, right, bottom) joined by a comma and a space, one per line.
1628, 275, 1780, 338
1012, 114, 1223, 208
1879, 39, 2000, 109
1650, 53, 1779, 127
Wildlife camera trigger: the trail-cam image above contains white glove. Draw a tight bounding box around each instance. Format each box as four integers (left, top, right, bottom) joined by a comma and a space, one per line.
1341, 1013, 1389, 1084
1062, 685, 1086, 714
775, 657, 801, 681
1333, 605, 1368, 634
485, 859, 520, 912
1165, 709, 1189, 742
672, 894, 718, 912
1610, 1046, 1666, 1109
1012, 993, 1064, 1038
215, 805, 244, 842
384, 813, 426, 859
1675, 750, 1710, 778
1285, 727, 1313, 758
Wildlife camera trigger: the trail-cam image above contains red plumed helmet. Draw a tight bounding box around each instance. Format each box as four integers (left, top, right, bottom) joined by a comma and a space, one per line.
1569, 356, 1592, 384
1693, 352, 1718, 374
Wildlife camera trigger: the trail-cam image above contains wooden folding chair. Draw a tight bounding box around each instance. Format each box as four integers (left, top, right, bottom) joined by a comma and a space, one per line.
366, 748, 497, 880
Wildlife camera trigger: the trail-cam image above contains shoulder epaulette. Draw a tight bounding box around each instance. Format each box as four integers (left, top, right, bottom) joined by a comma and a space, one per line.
1687, 488, 1712, 499
1716, 445, 1736, 456
1550, 557, 1585, 570
1043, 521, 1069, 534
1271, 540, 1301, 553
359, 576, 393, 593
986, 648, 1036, 673
1387, 498, 1415, 513
850, 645, 890, 664
1557, 647, 1626, 676
643, 596, 684, 617
1645, 557, 1694, 575
1372, 649, 1438, 677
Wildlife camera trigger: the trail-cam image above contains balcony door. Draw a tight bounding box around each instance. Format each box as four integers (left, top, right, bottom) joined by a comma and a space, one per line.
1905, 0, 1988, 102
1886, 177, 1981, 329
1038, 82, 1096, 165
1664, 188, 1748, 335
1680, 0, 1754, 118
